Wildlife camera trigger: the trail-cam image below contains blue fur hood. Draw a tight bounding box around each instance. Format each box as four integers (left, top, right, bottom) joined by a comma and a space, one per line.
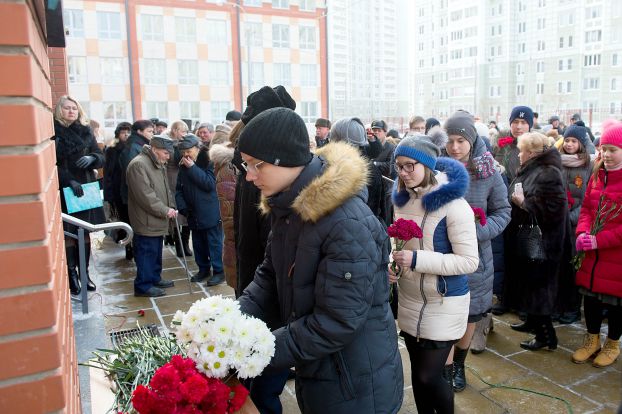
391, 157, 470, 211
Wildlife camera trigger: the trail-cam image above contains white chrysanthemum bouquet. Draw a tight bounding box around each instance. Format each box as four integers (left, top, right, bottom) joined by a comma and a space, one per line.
171, 295, 275, 379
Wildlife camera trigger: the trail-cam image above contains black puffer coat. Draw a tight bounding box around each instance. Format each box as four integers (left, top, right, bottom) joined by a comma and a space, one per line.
239, 142, 403, 414
52, 120, 105, 233
103, 141, 125, 204
503, 149, 573, 315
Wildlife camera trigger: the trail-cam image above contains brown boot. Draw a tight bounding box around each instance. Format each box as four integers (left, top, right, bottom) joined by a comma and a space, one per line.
572, 333, 601, 364
593, 338, 620, 368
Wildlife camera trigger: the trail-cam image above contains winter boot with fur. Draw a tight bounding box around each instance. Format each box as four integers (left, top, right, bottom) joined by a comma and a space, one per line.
471, 314, 493, 354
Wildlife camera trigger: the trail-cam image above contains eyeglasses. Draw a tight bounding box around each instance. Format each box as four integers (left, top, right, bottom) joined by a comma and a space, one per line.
394, 162, 418, 173
241, 160, 265, 174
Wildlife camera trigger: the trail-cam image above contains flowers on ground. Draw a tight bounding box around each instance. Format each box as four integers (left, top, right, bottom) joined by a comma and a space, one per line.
171, 295, 275, 380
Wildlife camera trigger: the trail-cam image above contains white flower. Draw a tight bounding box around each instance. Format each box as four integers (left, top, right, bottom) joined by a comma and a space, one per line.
192, 323, 211, 344
175, 327, 193, 343
237, 354, 267, 379
171, 310, 185, 327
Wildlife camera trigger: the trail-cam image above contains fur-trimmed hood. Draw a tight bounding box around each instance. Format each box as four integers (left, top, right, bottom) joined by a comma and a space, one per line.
208, 142, 235, 169
260, 141, 369, 223
392, 157, 469, 212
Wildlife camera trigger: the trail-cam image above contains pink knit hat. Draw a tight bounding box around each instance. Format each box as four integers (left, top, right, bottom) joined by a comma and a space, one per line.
601, 120, 622, 148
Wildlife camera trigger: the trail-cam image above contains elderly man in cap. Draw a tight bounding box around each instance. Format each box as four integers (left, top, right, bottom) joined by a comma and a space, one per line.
175, 134, 225, 286
549, 115, 564, 135
127, 136, 177, 297
314, 117, 331, 148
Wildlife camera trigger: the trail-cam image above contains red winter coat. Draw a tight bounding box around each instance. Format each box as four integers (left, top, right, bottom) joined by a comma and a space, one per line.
576, 168, 622, 298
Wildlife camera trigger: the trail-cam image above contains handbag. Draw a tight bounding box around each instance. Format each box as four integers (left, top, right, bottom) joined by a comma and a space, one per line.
516, 215, 546, 262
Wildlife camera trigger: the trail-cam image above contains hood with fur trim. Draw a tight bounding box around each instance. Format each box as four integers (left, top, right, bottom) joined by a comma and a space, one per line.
208, 142, 235, 170
392, 157, 469, 212
259, 141, 369, 223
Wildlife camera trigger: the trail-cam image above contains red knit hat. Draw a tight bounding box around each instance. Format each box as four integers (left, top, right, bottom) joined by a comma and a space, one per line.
601, 121, 622, 148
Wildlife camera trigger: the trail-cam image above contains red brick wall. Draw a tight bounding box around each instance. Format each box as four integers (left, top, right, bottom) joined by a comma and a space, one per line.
0, 1, 80, 413
49, 47, 69, 104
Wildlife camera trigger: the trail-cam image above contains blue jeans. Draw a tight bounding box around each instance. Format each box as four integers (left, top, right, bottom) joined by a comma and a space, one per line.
245, 369, 290, 414
192, 223, 224, 274
133, 234, 163, 293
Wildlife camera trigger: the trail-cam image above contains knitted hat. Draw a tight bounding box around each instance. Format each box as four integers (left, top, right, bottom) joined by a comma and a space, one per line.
330, 117, 367, 147
151, 135, 174, 152
241, 85, 296, 125
601, 123, 622, 149
178, 134, 200, 150
238, 107, 312, 167
444, 111, 478, 147
425, 117, 440, 134
563, 122, 590, 150
394, 135, 440, 170
226, 110, 242, 121
315, 118, 331, 128
509, 106, 534, 129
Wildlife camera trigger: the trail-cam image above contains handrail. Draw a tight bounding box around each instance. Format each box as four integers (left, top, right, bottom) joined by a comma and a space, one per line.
61, 213, 133, 245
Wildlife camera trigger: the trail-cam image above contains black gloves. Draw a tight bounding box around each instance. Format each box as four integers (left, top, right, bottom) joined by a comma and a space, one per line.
69, 180, 84, 197
76, 155, 96, 169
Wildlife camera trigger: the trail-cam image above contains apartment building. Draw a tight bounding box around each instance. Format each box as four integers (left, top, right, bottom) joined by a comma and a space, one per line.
63, 0, 327, 133
413, 0, 622, 129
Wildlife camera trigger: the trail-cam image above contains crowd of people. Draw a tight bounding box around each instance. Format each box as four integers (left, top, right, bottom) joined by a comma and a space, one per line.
51, 87, 622, 414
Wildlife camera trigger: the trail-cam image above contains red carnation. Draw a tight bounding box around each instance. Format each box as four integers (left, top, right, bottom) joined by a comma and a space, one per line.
566, 190, 575, 209
387, 218, 423, 279
471, 206, 487, 226
180, 373, 209, 404
228, 384, 250, 413
497, 137, 514, 148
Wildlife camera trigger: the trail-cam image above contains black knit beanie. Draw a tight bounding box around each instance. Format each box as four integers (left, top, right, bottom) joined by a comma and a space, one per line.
238, 107, 312, 167
240, 85, 296, 125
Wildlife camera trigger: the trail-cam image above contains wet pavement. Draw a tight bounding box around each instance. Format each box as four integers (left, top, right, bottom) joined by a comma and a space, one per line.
76, 237, 622, 414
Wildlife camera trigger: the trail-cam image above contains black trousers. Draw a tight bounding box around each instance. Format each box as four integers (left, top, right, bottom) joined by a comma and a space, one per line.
584, 295, 622, 340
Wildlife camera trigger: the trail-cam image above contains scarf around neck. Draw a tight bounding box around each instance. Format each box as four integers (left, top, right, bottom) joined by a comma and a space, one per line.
560, 154, 588, 168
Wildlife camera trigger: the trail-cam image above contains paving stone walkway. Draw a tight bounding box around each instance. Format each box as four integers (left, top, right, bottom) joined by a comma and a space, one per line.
78, 237, 622, 414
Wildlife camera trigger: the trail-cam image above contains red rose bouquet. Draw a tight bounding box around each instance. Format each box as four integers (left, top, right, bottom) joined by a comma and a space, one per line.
497, 137, 514, 148
132, 355, 249, 414
471, 207, 487, 226
387, 218, 423, 278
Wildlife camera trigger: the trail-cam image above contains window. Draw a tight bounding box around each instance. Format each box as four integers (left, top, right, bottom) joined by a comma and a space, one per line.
273, 63, 291, 86
568, 36, 573, 47
516, 84, 525, 96
567, 81, 572, 93
536, 83, 544, 94
611, 102, 617, 114
145, 102, 168, 122
518, 22, 526, 33
516, 63, 524, 75
211, 101, 231, 123
249, 62, 264, 88
272, 0, 289, 9
583, 78, 599, 90
300, 101, 317, 123
299, 26, 316, 49
100, 58, 124, 84
586, 6, 602, 19
141, 14, 163, 41
536, 61, 545, 72
559, 37, 564, 48
63, 10, 84, 37
300, 64, 317, 87
103, 102, 128, 128
272, 24, 289, 48
206, 20, 227, 44
143, 59, 166, 84
558, 59, 564, 71
567, 59, 573, 70
178, 60, 198, 85
243, 22, 263, 47
243, 0, 261, 6
584, 54, 601, 66
179, 102, 200, 123
585, 30, 602, 43
538, 0, 546, 6
558, 82, 563, 94
518, 42, 526, 54
614, 54, 619, 66
97, 12, 121, 39
68, 57, 87, 83
299, 0, 315, 11
537, 40, 545, 51
208, 61, 229, 85
612, 78, 618, 91
175, 17, 196, 43
537, 17, 546, 30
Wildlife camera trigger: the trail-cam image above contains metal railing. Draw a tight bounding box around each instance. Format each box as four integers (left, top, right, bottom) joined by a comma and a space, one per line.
62, 213, 133, 314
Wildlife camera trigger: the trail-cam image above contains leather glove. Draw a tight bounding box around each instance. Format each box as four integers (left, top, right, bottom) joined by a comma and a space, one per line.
69, 180, 84, 197
576, 233, 597, 251
76, 155, 96, 169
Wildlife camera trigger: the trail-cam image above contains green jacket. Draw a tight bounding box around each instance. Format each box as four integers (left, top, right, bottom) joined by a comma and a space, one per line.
127, 146, 175, 237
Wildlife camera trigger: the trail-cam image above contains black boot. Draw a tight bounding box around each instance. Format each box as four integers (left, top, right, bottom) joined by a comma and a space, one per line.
520, 315, 557, 351
164, 234, 174, 246
511, 320, 535, 333
125, 243, 134, 261
85, 244, 96, 291
181, 226, 193, 256
441, 364, 454, 389
66, 246, 81, 295
453, 347, 469, 392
